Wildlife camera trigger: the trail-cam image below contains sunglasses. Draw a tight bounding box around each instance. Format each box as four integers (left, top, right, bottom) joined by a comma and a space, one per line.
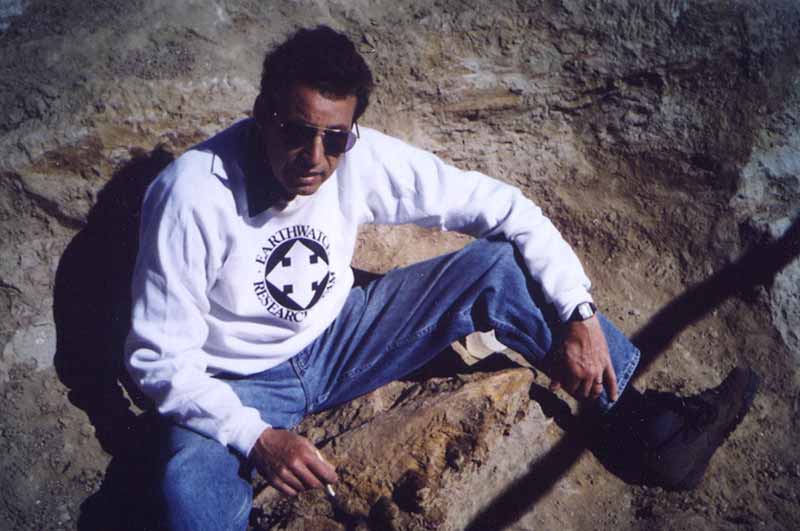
273, 113, 359, 156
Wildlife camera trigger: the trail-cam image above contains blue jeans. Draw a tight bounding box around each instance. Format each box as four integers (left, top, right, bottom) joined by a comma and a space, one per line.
158, 239, 640, 530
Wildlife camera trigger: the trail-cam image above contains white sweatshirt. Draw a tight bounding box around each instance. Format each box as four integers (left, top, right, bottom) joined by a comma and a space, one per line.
125, 119, 592, 457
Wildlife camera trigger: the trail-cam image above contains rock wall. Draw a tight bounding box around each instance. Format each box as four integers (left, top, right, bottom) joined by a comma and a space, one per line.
2, 0, 798, 377
1, 1, 799, 530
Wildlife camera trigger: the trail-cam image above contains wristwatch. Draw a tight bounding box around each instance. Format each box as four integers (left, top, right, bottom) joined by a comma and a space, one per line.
567, 302, 597, 322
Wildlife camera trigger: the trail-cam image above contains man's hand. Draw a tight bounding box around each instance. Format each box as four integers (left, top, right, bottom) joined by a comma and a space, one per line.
249, 428, 338, 497
549, 316, 619, 402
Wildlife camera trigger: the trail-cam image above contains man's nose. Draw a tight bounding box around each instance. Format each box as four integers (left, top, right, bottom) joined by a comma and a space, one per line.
304, 132, 325, 166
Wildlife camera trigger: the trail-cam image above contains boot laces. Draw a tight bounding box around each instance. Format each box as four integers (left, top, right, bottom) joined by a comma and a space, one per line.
645, 391, 719, 446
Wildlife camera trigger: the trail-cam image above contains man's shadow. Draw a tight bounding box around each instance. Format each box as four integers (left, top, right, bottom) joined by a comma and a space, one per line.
53, 146, 175, 530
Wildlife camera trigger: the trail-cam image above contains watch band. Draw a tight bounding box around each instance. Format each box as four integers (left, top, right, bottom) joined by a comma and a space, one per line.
568, 302, 597, 322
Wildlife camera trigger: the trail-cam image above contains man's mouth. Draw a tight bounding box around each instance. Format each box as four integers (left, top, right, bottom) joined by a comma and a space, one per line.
290, 172, 319, 183
283, 168, 325, 191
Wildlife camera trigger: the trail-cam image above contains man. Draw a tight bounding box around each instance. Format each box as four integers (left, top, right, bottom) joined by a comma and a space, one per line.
125, 26, 759, 530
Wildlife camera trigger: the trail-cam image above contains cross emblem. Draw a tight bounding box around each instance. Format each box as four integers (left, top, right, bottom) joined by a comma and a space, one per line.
265, 239, 329, 310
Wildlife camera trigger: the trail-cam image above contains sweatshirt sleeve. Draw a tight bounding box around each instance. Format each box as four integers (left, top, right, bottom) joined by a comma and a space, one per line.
356, 130, 592, 321
124, 168, 269, 457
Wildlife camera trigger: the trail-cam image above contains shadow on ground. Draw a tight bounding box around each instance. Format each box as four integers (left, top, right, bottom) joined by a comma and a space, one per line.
465, 217, 800, 531
53, 146, 174, 531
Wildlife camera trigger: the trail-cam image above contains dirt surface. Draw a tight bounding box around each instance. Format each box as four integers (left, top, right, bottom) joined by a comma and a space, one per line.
1, 1, 799, 530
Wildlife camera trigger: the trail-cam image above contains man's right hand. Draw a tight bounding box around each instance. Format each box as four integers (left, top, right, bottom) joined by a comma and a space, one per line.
249, 428, 338, 497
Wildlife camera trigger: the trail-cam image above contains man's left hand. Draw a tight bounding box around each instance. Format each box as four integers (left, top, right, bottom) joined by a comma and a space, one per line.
549, 316, 619, 402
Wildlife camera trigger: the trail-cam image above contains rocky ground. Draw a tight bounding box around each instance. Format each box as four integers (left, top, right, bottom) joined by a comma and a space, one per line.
1, 0, 799, 530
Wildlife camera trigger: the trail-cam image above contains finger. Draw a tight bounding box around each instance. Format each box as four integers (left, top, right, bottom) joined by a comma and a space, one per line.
292, 461, 325, 490
605, 363, 619, 402
274, 466, 306, 493
564, 378, 581, 397
269, 474, 299, 497
590, 379, 604, 400
579, 375, 595, 399
310, 449, 339, 484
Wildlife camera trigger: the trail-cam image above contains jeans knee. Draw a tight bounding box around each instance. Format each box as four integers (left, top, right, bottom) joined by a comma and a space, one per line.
461, 238, 518, 270
160, 439, 252, 531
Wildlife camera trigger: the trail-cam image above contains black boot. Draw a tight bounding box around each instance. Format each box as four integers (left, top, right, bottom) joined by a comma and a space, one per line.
589, 367, 760, 490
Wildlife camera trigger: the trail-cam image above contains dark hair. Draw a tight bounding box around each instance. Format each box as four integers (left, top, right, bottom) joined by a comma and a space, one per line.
256, 25, 374, 124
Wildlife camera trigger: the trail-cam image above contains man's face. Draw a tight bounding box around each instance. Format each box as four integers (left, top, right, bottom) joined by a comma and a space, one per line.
265, 83, 358, 199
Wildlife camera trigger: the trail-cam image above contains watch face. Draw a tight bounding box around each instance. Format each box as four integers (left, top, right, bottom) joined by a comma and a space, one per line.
568, 302, 596, 322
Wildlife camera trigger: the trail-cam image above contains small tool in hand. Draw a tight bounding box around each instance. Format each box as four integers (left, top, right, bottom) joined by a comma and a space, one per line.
315, 449, 336, 497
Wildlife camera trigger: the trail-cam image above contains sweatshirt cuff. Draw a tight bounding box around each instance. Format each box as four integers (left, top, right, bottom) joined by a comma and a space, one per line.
230, 417, 272, 458
555, 288, 594, 322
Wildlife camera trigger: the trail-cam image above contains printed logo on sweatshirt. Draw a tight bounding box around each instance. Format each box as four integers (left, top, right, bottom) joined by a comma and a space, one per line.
253, 225, 336, 322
